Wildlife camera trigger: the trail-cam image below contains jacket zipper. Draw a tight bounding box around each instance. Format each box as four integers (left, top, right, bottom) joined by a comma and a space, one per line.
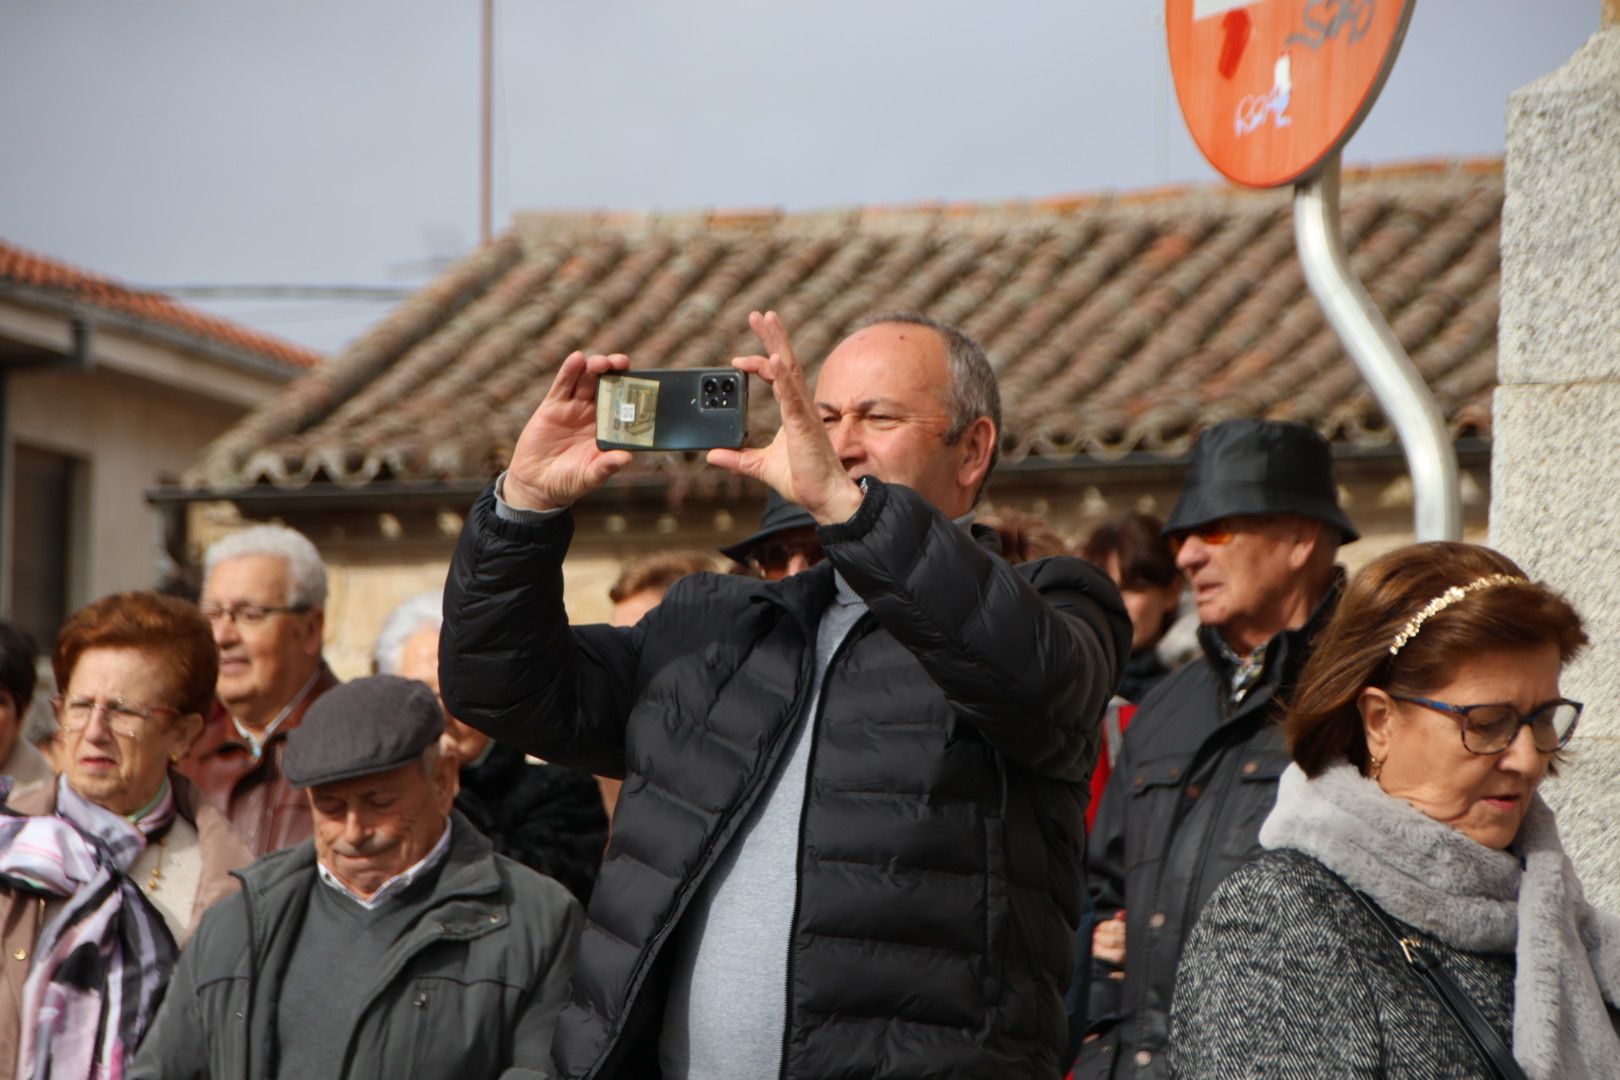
585, 602, 827, 1079
777, 624, 862, 1080
238, 871, 259, 1080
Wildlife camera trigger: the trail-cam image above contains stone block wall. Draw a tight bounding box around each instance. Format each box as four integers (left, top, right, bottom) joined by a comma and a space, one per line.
1492, 27, 1620, 910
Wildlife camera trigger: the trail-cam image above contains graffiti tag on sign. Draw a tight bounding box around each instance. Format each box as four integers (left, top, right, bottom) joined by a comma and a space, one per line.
1234, 54, 1292, 137
1287, 0, 1376, 50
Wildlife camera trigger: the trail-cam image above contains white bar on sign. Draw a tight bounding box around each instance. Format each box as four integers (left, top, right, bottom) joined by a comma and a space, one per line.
1193, 0, 1254, 19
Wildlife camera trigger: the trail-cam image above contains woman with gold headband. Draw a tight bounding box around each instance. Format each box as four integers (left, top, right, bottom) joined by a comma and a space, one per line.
1168, 542, 1620, 1079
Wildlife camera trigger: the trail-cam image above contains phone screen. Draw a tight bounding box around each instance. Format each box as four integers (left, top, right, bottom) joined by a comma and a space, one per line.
597, 375, 661, 448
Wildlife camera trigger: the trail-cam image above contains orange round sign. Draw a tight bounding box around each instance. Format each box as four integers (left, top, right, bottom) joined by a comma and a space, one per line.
1167, 0, 1415, 188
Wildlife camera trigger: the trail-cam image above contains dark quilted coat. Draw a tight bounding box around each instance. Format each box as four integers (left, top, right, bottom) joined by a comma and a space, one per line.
439, 478, 1131, 1080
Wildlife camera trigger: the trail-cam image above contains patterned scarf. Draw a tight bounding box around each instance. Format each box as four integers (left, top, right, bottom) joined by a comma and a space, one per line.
0, 774, 179, 1080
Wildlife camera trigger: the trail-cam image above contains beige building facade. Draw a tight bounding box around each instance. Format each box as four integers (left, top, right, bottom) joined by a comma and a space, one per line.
0, 240, 317, 650
180, 447, 1492, 682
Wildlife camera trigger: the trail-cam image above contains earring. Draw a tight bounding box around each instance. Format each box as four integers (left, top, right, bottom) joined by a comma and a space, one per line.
170, 752, 183, 765
1369, 755, 1384, 782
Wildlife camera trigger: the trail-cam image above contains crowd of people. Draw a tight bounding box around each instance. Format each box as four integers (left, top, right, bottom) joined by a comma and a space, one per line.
1, 308, 1616, 1079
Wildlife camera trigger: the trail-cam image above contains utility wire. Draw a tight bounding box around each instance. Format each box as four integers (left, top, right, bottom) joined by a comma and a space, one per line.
151, 284, 415, 301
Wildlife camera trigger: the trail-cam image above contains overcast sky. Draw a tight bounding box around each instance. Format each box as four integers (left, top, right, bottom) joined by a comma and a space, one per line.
0, 1, 1601, 353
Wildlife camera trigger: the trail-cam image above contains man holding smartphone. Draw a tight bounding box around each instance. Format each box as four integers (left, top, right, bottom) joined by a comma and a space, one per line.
438, 310, 1129, 1080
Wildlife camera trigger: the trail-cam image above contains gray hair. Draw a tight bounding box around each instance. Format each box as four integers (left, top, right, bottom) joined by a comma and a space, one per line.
374, 591, 444, 676
850, 311, 1002, 496
204, 525, 328, 609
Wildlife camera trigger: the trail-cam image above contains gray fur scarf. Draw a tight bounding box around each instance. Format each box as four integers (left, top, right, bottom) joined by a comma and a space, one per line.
1261, 762, 1620, 1080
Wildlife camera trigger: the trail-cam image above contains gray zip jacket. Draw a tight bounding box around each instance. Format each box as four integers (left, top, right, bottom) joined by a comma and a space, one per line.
130, 811, 581, 1080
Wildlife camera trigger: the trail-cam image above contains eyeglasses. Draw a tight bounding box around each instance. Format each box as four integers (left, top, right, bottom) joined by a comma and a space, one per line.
1389, 693, 1583, 755
53, 695, 180, 738
748, 539, 826, 581
198, 602, 310, 627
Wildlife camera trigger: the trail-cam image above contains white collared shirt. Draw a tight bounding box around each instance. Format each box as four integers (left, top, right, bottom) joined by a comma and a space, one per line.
316, 819, 453, 910
232, 665, 325, 758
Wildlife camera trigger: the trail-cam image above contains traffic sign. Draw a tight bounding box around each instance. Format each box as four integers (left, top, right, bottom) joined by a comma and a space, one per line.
1167, 0, 1416, 188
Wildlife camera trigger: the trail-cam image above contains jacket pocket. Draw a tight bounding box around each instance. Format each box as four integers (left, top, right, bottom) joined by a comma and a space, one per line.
1218, 748, 1289, 859
1124, 752, 1195, 870
396, 976, 499, 1077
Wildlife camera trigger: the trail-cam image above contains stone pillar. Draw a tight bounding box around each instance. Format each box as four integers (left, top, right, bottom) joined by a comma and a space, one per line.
1492, 25, 1620, 909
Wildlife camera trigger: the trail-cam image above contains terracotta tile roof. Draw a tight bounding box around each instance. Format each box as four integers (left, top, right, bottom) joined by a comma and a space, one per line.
185, 159, 1502, 493
0, 240, 323, 371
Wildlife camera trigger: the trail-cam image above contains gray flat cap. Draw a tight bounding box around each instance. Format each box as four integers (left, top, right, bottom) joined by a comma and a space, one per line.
284, 674, 445, 788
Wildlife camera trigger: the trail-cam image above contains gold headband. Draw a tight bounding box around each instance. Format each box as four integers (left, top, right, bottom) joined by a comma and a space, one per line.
1389, 574, 1527, 657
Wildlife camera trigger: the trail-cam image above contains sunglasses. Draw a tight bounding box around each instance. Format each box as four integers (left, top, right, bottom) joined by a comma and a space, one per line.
1166, 518, 1276, 557
748, 539, 826, 580
1167, 520, 1239, 554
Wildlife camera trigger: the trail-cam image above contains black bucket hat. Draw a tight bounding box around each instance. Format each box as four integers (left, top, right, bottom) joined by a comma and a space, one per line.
1164, 419, 1359, 543
720, 490, 819, 563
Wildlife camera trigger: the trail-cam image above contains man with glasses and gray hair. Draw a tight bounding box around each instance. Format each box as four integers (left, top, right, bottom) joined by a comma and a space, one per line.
180, 524, 339, 854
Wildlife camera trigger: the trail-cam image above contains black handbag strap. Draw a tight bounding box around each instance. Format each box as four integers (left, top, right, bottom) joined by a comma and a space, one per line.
1344, 884, 1529, 1080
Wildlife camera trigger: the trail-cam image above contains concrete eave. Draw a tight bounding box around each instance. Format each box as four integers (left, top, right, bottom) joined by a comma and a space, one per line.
0, 288, 303, 409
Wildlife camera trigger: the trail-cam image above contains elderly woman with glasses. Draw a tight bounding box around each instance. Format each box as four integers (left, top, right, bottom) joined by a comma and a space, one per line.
1, 592, 252, 1079
1168, 542, 1620, 1079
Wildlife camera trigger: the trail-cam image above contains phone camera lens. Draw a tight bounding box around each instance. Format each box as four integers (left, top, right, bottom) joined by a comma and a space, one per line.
721, 377, 737, 394
703, 378, 718, 394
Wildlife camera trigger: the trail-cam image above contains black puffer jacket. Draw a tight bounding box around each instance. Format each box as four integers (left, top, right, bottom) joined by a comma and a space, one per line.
440, 478, 1130, 1080
1078, 577, 1340, 1079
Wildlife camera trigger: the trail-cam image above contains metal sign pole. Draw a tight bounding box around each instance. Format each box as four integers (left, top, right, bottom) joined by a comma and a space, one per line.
1293, 152, 1461, 540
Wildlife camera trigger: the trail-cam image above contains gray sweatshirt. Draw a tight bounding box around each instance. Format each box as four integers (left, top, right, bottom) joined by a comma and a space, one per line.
657, 573, 867, 1080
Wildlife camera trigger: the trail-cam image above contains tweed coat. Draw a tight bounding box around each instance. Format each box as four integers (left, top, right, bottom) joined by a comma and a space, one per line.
1169, 848, 1516, 1078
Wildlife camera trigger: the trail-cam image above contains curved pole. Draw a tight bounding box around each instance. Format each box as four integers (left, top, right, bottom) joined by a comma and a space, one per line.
1293, 152, 1461, 541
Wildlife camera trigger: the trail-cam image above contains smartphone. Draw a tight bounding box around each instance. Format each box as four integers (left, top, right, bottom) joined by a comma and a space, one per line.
595, 368, 748, 451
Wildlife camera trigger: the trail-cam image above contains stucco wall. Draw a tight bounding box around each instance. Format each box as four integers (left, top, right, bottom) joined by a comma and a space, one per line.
6, 366, 248, 606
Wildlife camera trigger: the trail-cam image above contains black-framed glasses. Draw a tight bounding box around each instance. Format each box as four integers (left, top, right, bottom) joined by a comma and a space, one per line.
1390, 693, 1583, 755
53, 695, 180, 738
198, 602, 310, 627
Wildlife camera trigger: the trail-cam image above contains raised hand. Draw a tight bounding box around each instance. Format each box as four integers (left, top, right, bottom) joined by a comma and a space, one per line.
504, 351, 633, 511
706, 311, 863, 525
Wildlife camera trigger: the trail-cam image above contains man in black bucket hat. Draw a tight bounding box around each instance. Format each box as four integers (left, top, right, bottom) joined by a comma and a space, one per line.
719, 489, 824, 579
1076, 419, 1354, 1079
133, 675, 582, 1080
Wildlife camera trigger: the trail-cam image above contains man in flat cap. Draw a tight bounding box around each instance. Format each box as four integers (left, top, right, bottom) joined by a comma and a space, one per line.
132, 675, 582, 1080
1077, 419, 1357, 1079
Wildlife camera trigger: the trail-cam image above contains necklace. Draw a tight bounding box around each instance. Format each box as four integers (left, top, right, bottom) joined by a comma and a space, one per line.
146, 833, 167, 892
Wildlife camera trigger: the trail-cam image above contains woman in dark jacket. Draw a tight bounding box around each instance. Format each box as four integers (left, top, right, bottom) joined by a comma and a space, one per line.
1170, 542, 1620, 1079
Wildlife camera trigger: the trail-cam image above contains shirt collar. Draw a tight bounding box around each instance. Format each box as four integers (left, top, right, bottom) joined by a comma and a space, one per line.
316, 818, 453, 911
232, 665, 324, 758
1211, 633, 1268, 704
